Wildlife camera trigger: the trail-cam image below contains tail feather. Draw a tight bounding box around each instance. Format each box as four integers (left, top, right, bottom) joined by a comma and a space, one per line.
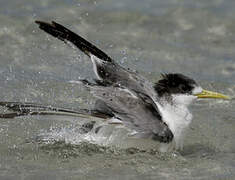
35, 21, 113, 62
0, 101, 112, 119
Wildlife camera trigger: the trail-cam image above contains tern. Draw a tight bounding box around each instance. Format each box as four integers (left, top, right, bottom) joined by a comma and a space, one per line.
0, 21, 230, 152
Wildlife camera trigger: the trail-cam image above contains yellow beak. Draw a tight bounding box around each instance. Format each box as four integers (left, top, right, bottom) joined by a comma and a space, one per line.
195, 89, 230, 100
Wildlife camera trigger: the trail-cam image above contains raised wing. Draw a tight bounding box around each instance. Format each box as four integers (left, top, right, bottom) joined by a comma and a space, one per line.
35, 21, 157, 100
35, 21, 113, 62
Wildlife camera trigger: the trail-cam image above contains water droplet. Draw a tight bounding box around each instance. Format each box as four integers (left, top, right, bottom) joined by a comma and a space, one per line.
121, 49, 127, 55
120, 57, 127, 64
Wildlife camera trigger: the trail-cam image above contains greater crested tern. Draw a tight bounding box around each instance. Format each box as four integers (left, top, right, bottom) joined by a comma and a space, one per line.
0, 21, 230, 151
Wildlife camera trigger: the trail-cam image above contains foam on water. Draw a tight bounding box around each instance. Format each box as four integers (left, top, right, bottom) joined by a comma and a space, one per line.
32, 122, 162, 150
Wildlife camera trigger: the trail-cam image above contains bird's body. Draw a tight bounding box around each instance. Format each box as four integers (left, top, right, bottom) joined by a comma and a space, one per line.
0, 21, 229, 152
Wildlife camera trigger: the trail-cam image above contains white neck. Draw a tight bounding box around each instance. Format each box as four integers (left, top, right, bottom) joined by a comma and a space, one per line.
157, 94, 197, 150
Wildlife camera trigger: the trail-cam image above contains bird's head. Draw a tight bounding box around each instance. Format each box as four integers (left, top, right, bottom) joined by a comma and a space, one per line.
154, 73, 229, 106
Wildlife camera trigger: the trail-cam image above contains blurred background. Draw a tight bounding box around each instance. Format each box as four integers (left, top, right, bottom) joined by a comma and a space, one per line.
0, 0, 235, 179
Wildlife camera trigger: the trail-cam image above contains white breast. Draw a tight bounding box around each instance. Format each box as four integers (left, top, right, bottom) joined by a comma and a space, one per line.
157, 94, 196, 150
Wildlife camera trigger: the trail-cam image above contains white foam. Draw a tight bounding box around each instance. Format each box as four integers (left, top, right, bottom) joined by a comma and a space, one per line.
35, 123, 161, 150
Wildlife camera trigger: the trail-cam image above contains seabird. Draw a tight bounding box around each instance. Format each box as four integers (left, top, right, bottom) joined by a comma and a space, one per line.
0, 21, 230, 152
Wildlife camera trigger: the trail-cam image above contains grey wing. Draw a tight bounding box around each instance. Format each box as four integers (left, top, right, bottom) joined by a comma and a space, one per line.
35, 21, 157, 99
0, 101, 112, 119
85, 83, 173, 143
90, 55, 157, 102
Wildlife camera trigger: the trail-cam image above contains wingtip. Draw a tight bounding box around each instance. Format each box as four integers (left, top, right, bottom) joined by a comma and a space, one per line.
35, 20, 56, 27
35, 20, 45, 25
34, 19, 113, 63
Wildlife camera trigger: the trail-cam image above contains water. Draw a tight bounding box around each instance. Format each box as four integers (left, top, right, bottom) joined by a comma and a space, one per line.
0, 0, 235, 179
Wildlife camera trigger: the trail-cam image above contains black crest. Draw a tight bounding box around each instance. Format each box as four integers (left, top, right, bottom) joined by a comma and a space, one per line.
154, 73, 197, 97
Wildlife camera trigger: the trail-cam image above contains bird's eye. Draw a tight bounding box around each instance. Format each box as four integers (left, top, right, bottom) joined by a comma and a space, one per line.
179, 84, 188, 92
